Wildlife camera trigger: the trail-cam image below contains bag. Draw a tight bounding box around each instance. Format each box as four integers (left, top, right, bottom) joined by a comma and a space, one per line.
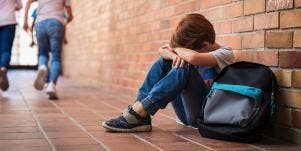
197, 61, 278, 143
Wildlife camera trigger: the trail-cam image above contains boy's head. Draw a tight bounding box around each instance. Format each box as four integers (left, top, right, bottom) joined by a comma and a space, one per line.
170, 13, 215, 51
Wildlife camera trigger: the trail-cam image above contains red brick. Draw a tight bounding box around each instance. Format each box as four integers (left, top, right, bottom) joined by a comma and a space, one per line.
274, 107, 292, 126
242, 31, 265, 48
200, 0, 232, 9
280, 9, 301, 28
267, 0, 294, 11
234, 50, 278, 66
213, 0, 233, 6
294, 31, 301, 48
279, 51, 301, 68
244, 0, 265, 15
175, 0, 200, 14
160, 20, 170, 29
296, 0, 301, 8
201, 7, 223, 21
200, 0, 215, 9
292, 110, 301, 129
254, 12, 279, 30
232, 16, 253, 33
265, 31, 293, 48
224, 1, 243, 19
273, 69, 292, 87
279, 89, 301, 108
292, 70, 301, 88
223, 35, 242, 49
213, 21, 232, 34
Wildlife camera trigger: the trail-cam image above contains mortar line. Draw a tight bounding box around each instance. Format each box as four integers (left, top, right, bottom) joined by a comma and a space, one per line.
49, 101, 111, 151
74, 100, 164, 151
18, 90, 56, 151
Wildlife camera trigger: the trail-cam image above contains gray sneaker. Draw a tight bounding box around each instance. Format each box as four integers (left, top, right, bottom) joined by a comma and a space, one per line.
102, 106, 152, 132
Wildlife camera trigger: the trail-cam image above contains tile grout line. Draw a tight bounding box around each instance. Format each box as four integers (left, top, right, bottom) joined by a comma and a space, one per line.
49, 101, 111, 151
104, 95, 268, 151
90, 98, 213, 150
74, 100, 164, 151
152, 108, 268, 151
18, 90, 57, 151
97, 96, 216, 150
172, 133, 216, 151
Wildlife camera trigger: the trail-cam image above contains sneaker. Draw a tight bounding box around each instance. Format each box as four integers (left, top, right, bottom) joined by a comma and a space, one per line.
34, 65, 48, 90
46, 82, 59, 100
0, 69, 9, 91
102, 106, 152, 132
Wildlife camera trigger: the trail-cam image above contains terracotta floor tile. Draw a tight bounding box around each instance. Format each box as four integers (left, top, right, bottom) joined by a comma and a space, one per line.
0, 70, 299, 151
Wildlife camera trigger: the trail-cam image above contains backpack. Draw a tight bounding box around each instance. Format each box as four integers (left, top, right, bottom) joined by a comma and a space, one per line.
197, 61, 278, 143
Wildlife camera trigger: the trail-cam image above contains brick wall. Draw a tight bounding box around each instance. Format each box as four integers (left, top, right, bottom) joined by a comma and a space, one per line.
63, 0, 301, 143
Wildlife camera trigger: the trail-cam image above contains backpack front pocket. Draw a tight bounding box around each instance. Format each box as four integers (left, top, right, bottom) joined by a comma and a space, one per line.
203, 83, 262, 127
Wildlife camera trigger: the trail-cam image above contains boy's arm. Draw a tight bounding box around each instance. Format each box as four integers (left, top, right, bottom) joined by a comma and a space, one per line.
65, 2, 73, 23
158, 45, 177, 60
23, 0, 34, 31
173, 48, 217, 66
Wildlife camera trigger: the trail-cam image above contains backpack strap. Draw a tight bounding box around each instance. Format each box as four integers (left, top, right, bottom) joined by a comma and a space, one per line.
268, 69, 278, 117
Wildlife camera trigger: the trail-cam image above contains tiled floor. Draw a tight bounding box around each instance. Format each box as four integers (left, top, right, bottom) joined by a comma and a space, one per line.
0, 70, 300, 151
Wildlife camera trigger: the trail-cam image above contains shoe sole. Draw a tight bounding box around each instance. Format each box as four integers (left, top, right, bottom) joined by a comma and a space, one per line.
0, 71, 9, 91
102, 122, 152, 132
34, 69, 47, 90
47, 91, 58, 100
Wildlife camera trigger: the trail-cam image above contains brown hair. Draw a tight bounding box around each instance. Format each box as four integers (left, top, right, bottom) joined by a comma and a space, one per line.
170, 13, 215, 50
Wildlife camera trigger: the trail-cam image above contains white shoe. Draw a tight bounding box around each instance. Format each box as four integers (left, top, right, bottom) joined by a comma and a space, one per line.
34, 65, 48, 90
46, 82, 58, 100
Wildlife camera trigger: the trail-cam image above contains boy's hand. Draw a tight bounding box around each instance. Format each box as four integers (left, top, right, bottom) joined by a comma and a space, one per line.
172, 56, 186, 68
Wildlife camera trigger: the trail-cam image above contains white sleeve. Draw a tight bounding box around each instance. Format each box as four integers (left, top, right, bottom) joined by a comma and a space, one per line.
209, 47, 235, 70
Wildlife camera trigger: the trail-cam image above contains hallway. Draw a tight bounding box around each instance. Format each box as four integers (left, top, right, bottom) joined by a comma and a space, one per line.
0, 70, 300, 151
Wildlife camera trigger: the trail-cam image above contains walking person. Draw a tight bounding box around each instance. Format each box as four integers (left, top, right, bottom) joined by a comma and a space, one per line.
23, 0, 73, 100
0, 0, 23, 96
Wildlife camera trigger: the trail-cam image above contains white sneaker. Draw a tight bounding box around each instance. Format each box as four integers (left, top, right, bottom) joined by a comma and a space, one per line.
34, 65, 48, 90
46, 82, 58, 100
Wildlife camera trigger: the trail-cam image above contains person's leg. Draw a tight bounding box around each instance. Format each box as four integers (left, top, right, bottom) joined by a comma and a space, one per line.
136, 57, 189, 124
34, 21, 50, 90
0, 24, 16, 91
45, 19, 65, 100
103, 65, 208, 132
136, 57, 172, 101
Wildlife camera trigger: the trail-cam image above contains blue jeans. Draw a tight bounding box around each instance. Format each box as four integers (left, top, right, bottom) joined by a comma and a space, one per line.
0, 24, 16, 68
35, 19, 65, 82
137, 58, 209, 127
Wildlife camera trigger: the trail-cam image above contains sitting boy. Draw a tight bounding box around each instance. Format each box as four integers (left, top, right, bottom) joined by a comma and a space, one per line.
102, 13, 235, 132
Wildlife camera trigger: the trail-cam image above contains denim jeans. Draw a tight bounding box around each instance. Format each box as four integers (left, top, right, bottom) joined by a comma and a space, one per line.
0, 24, 16, 68
136, 58, 209, 127
35, 19, 65, 82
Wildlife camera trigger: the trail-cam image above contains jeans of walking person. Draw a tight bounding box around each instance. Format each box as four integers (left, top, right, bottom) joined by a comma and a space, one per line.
0, 24, 16, 68
136, 57, 209, 127
35, 19, 64, 83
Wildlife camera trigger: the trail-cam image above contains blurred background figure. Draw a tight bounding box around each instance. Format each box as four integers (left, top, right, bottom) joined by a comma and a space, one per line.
0, 0, 23, 97
23, 0, 73, 100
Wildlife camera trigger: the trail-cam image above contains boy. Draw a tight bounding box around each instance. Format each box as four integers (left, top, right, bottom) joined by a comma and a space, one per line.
103, 13, 235, 132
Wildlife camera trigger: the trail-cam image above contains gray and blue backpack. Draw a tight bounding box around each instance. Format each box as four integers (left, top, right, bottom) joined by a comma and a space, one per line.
197, 61, 278, 143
